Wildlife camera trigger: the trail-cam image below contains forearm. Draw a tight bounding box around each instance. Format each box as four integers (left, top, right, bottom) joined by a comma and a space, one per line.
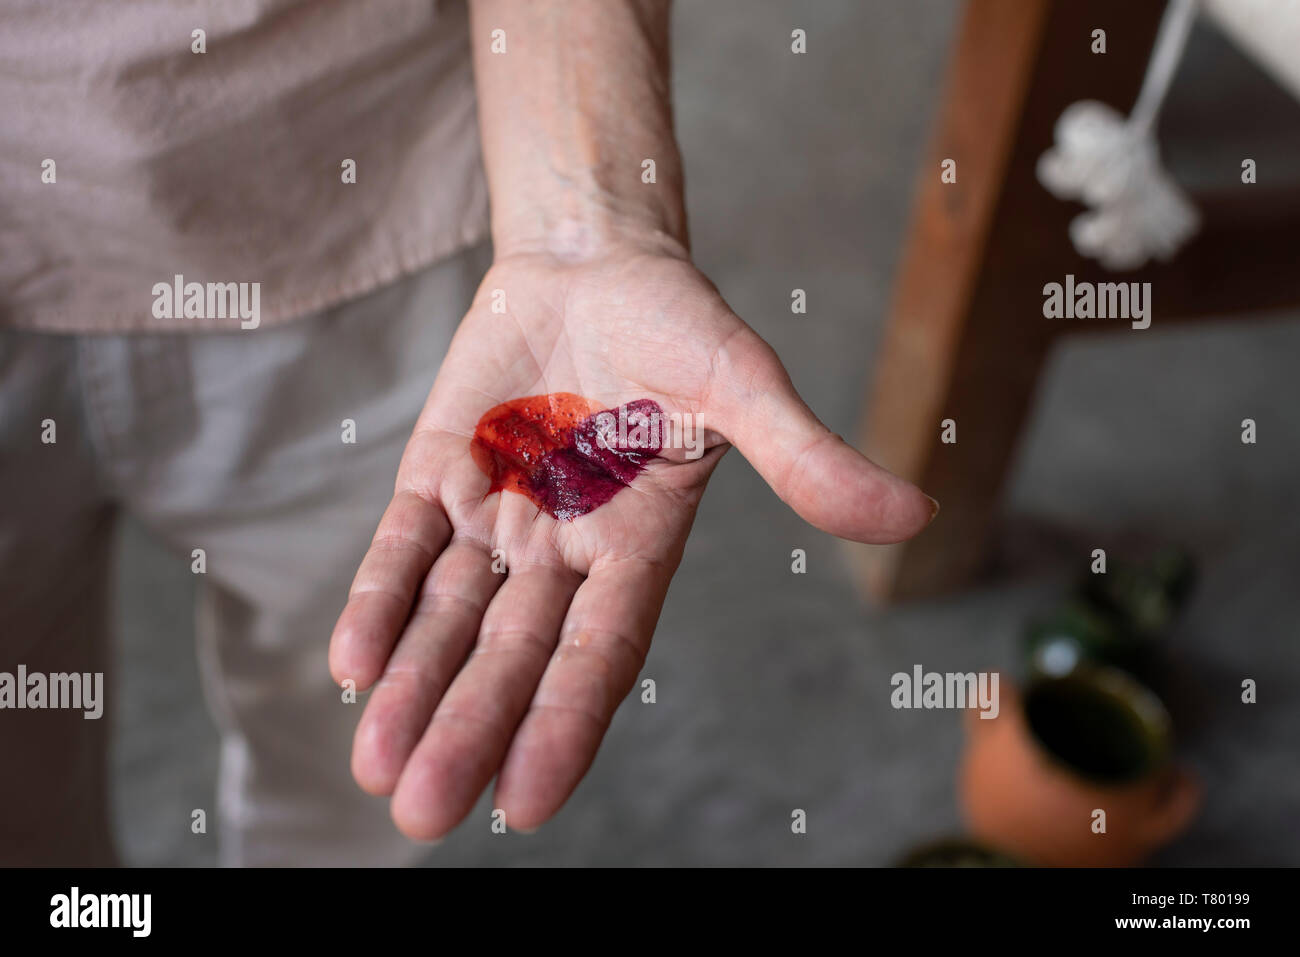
468, 0, 688, 261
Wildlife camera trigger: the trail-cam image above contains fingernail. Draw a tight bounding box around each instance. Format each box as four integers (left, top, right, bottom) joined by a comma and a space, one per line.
926, 495, 941, 522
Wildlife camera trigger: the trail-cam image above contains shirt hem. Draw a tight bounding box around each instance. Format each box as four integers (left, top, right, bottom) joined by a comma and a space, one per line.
2, 221, 492, 336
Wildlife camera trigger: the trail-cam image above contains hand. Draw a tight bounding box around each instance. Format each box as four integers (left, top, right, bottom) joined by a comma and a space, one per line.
328, 241, 937, 840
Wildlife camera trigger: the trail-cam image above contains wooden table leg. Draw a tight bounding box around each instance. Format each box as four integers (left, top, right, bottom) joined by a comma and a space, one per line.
848, 0, 1166, 601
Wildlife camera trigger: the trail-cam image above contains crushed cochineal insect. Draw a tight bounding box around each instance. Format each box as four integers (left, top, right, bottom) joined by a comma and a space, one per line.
470, 393, 664, 520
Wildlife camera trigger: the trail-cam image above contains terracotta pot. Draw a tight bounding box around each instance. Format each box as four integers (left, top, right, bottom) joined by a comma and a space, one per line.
959, 668, 1200, 867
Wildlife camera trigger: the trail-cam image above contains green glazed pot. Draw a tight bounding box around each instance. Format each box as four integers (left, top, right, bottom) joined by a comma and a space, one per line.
1024, 599, 1153, 680
895, 838, 1020, 868
1079, 547, 1196, 640
1023, 548, 1195, 682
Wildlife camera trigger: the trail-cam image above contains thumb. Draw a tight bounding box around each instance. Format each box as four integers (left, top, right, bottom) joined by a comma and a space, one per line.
707, 328, 937, 544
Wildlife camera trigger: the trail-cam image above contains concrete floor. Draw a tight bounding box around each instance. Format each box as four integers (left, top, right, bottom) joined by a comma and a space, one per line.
111, 0, 1300, 866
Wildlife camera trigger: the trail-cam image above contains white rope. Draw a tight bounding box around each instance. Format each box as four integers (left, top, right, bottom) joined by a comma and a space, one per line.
1130, 0, 1200, 136
1036, 0, 1201, 270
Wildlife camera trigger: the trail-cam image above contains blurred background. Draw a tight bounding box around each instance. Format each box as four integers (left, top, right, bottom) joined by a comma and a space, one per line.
112, 0, 1300, 865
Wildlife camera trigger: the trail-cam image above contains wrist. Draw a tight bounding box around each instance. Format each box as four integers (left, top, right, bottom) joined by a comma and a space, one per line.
493, 216, 690, 269
489, 178, 689, 265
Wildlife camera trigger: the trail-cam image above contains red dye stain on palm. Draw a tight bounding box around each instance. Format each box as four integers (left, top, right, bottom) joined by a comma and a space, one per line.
471, 393, 663, 520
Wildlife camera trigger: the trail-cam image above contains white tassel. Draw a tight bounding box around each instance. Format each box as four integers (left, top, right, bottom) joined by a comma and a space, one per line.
1036, 0, 1201, 271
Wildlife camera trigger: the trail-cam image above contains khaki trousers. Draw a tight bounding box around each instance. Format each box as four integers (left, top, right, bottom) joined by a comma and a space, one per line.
0, 244, 490, 865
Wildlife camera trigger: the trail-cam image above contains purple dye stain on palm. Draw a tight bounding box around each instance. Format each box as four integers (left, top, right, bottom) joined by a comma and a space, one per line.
471, 393, 663, 520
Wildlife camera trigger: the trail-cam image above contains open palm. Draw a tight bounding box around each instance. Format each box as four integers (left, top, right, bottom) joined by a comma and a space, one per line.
329, 247, 936, 839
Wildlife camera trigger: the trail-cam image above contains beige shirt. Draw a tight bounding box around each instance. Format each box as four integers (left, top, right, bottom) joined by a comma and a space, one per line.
0, 0, 489, 333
